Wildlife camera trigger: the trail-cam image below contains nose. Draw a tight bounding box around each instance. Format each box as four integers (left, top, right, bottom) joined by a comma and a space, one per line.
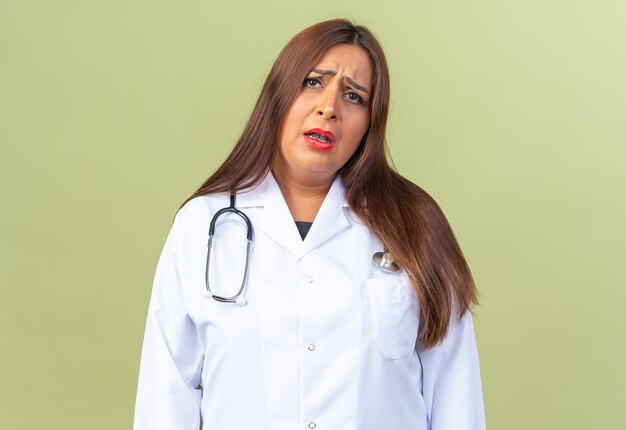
316, 86, 339, 121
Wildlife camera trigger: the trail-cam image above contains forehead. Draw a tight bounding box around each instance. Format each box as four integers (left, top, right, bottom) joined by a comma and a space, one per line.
314, 44, 373, 88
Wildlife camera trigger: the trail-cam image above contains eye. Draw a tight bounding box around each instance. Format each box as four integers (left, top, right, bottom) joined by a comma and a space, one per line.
303, 77, 322, 88
346, 91, 364, 105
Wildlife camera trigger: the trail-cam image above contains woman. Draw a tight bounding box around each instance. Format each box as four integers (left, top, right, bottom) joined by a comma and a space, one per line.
134, 19, 485, 430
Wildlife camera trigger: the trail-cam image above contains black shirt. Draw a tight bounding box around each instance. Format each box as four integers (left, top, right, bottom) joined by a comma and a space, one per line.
294, 221, 313, 240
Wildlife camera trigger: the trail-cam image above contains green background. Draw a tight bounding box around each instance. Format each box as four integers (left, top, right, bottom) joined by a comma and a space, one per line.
1, 0, 624, 428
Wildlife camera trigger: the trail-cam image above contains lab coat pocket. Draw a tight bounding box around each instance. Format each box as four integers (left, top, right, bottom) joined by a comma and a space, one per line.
368, 276, 420, 360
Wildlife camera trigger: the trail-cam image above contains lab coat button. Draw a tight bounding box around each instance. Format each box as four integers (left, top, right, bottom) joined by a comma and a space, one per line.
307, 343, 316, 351
305, 276, 314, 283
308, 422, 316, 429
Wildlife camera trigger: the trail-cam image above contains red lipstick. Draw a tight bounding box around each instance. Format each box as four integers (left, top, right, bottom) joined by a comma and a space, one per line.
304, 128, 336, 151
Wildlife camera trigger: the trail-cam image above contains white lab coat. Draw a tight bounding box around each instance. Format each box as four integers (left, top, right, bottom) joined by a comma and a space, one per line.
134, 172, 485, 430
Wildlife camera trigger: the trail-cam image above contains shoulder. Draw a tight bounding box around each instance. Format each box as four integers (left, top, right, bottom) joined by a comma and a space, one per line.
163, 193, 232, 249
175, 193, 230, 225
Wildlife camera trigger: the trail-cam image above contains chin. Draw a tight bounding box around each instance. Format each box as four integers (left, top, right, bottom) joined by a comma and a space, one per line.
286, 158, 333, 175
301, 154, 337, 170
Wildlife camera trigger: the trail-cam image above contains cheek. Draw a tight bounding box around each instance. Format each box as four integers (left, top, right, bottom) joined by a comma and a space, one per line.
347, 115, 370, 145
284, 99, 310, 130
278, 109, 302, 149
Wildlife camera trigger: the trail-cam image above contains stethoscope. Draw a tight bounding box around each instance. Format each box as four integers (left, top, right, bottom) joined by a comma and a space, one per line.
203, 193, 253, 305
203, 193, 400, 305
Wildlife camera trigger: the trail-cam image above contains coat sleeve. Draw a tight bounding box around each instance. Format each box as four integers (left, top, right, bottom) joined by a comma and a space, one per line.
134, 210, 204, 429
418, 310, 486, 429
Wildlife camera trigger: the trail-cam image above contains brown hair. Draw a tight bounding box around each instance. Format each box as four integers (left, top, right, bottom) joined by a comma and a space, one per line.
181, 19, 478, 349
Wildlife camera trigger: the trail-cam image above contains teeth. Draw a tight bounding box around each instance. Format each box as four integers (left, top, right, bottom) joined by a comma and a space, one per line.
307, 132, 331, 143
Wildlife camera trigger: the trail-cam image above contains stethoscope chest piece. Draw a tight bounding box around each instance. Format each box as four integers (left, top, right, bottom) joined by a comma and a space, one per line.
372, 251, 400, 273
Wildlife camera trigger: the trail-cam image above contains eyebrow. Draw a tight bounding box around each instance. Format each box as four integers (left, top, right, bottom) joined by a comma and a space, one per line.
311, 68, 370, 94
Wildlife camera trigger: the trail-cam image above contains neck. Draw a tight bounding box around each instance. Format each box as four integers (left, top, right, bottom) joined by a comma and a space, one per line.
271, 166, 335, 222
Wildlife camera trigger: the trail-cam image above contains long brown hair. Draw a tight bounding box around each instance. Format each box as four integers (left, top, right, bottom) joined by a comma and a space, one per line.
181, 19, 478, 349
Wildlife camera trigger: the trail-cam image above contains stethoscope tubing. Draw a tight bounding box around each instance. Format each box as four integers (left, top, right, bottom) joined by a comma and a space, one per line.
204, 193, 253, 305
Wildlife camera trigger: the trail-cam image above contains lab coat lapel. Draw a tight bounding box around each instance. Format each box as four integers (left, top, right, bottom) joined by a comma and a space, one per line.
255, 173, 305, 257
252, 172, 351, 260
297, 175, 351, 260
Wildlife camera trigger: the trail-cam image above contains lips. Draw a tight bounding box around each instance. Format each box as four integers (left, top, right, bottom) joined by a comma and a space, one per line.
304, 128, 336, 144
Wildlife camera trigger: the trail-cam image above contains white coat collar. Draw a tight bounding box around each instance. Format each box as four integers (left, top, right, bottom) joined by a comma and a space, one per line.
234, 171, 351, 260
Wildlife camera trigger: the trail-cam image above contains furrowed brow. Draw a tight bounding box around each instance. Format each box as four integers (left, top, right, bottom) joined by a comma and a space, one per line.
312, 68, 336, 76
345, 76, 369, 94
310, 68, 369, 95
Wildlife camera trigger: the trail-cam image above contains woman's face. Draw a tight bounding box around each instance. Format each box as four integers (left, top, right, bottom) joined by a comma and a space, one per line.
274, 43, 373, 182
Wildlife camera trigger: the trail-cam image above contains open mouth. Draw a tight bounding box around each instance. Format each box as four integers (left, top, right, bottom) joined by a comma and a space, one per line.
304, 128, 336, 144
305, 131, 333, 144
